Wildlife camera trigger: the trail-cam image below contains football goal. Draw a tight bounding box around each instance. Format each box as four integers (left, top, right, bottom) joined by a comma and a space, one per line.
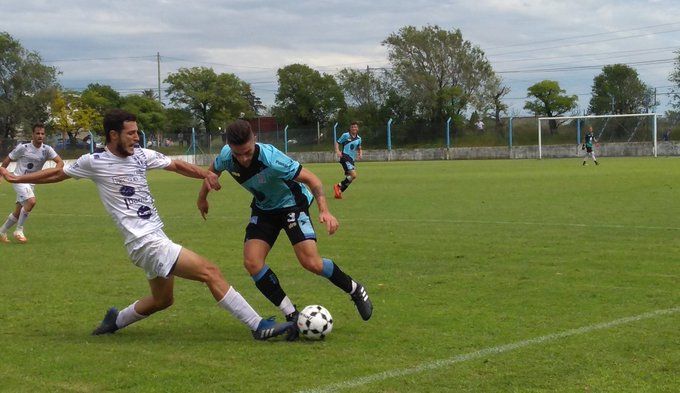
537, 113, 659, 159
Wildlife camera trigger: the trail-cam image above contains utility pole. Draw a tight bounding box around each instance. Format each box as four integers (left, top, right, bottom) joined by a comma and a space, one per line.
157, 52, 162, 105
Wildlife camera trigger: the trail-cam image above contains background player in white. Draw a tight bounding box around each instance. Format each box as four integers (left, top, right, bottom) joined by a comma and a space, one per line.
0, 123, 63, 243
0, 109, 292, 340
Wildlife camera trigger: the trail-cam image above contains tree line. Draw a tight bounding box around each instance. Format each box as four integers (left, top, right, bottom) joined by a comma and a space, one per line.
2, 26, 679, 146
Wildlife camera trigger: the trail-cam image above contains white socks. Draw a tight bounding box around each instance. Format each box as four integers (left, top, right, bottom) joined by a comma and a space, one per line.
17, 208, 29, 229
116, 301, 147, 329
279, 296, 296, 316
0, 213, 17, 233
218, 287, 262, 330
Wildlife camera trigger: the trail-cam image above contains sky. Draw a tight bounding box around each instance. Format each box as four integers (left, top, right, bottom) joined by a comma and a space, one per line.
2, 0, 679, 117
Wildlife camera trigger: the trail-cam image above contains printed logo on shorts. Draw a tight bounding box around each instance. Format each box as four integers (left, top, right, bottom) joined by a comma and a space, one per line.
250, 216, 258, 224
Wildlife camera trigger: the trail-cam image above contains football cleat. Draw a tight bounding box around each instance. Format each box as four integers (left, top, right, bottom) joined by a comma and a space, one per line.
333, 183, 342, 199
92, 307, 119, 335
0, 233, 9, 244
350, 283, 373, 321
13, 231, 27, 243
285, 310, 300, 341
252, 317, 294, 341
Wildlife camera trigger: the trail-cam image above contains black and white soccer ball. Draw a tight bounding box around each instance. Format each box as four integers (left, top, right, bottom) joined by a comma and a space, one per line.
297, 305, 333, 340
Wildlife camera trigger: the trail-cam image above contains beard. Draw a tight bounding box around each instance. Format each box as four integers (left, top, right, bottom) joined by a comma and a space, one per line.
117, 139, 134, 157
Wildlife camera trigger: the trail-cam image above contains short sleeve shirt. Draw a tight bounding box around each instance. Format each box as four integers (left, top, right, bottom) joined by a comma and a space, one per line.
214, 143, 312, 213
9, 142, 58, 177
63, 147, 171, 245
337, 132, 361, 161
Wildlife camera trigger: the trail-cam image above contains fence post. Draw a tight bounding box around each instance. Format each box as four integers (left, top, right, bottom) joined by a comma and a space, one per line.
284, 125, 289, 154
88, 131, 94, 153
387, 118, 393, 151
508, 117, 513, 148
139, 130, 146, 149
446, 117, 452, 149
333, 122, 338, 144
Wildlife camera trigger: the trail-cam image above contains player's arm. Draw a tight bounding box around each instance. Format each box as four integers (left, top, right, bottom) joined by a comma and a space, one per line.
196, 163, 223, 220
334, 141, 342, 158
357, 145, 363, 160
164, 159, 221, 191
1, 155, 12, 168
295, 167, 339, 235
0, 166, 70, 184
53, 155, 64, 169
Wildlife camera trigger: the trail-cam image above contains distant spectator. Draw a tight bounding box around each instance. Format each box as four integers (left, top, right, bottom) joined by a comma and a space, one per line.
475, 119, 484, 132
663, 129, 671, 142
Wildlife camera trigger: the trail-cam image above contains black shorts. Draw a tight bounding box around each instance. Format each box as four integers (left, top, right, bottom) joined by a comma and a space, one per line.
245, 207, 317, 247
339, 155, 356, 174
586, 146, 593, 153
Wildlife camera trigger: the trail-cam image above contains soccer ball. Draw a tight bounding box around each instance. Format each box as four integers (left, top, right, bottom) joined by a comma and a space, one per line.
297, 305, 333, 340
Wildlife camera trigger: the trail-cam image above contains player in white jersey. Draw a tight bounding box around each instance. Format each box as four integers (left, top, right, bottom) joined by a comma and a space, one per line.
0, 109, 293, 341
0, 123, 63, 243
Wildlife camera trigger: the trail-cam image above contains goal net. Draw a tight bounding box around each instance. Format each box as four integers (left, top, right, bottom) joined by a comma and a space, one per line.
537, 113, 658, 159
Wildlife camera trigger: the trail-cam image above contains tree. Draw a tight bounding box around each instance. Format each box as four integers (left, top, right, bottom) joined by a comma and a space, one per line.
273, 64, 345, 126
122, 94, 166, 135
165, 67, 252, 134
0, 32, 59, 139
336, 67, 390, 109
80, 84, 122, 114
589, 64, 653, 115
382, 25, 496, 125
524, 80, 577, 134
49, 90, 101, 147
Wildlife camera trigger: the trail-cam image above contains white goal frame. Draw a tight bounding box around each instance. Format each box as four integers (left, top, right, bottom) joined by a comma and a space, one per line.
538, 113, 658, 159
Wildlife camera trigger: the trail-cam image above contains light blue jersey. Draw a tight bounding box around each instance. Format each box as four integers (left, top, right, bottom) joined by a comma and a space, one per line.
337, 132, 361, 161
214, 143, 313, 213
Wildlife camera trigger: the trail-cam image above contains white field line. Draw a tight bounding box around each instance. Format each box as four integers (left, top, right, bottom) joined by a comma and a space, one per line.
37, 213, 680, 231
299, 307, 680, 393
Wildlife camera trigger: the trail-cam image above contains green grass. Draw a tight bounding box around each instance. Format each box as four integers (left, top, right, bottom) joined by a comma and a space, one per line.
0, 157, 678, 392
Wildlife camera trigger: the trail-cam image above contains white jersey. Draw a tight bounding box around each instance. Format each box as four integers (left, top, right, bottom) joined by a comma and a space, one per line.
9, 142, 58, 176
63, 147, 171, 245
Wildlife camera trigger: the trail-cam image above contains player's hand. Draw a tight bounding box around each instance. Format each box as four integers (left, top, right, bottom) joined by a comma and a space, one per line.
319, 211, 339, 235
0, 167, 16, 183
197, 197, 210, 220
204, 172, 221, 191
336, 151, 342, 159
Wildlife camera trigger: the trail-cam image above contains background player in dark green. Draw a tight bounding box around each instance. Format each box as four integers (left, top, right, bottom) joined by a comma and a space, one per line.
197, 120, 373, 340
333, 121, 362, 199
582, 126, 599, 166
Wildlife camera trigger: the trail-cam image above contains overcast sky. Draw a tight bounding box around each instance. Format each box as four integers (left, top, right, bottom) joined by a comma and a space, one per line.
3, 0, 679, 116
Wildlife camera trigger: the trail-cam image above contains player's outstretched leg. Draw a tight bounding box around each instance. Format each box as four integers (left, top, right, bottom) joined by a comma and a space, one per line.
333, 183, 342, 199
251, 317, 295, 341
296, 249, 374, 321
92, 307, 119, 335
349, 281, 373, 321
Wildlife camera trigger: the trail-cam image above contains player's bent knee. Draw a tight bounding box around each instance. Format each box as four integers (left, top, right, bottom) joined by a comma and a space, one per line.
243, 258, 264, 275
299, 258, 323, 274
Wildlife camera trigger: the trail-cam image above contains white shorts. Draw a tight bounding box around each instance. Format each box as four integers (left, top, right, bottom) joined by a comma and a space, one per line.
13, 183, 35, 204
126, 230, 182, 280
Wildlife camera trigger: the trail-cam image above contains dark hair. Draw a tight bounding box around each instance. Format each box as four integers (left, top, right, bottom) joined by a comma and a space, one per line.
103, 109, 137, 143
226, 119, 254, 145
32, 123, 45, 132
350, 121, 359, 127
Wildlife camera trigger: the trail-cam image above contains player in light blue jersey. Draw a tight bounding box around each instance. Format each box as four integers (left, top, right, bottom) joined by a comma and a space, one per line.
333, 121, 362, 199
198, 120, 373, 340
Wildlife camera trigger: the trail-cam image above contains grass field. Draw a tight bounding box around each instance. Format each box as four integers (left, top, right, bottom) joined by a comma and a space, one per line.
0, 157, 678, 392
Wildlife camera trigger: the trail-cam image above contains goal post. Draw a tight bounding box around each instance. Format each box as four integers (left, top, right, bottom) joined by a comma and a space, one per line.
537, 113, 658, 159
